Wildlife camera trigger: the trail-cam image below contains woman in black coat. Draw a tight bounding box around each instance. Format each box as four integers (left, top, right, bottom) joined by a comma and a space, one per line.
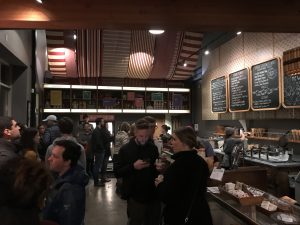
155, 126, 213, 225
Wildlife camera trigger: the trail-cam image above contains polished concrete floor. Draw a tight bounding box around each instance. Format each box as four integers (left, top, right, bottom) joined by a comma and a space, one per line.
85, 178, 246, 225
85, 178, 127, 225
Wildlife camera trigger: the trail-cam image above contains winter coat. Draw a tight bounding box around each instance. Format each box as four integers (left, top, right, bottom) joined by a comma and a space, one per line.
0, 138, 19, 168
114, 138, 159, 203
43, 165, 89, 225
157, 150, 213, 225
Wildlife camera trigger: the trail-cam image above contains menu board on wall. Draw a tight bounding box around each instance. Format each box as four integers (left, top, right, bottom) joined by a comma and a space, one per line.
211, 76, 227, 113
229, 68, 250, 112
251, 58, 281, 110
283, 74, 300, 108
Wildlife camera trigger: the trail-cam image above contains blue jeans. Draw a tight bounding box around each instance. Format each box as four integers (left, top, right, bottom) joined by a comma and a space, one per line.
93, 152, 105, 183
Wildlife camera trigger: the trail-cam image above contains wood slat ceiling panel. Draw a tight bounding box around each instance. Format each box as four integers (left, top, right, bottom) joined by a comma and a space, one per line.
102, 30, 131, 78
171, 32, 203, 80
127, 30, 155, 79
148, 31, 179, 80
46, 30, 67, 76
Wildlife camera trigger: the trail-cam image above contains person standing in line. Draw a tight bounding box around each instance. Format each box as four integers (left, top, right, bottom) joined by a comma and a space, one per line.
115, 118, 160, 225
45, 117, 86, 170
99, 120, 114, 183
144, 116, 162, 154
42, 115, 61, 148
0, 116, 20, 168
91, 117, 106, 187
20, 127, 41, 161
155, 126, 213, 225
113, 121, 130, 194
77, 122, 93, 177
160, 124, 172, 151
43, 140, 89, 225
38, 123, 47, 161
0, 158, 56, 225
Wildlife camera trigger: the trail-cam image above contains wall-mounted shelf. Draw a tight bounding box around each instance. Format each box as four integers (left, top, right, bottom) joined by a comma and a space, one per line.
43, 84, 191, 114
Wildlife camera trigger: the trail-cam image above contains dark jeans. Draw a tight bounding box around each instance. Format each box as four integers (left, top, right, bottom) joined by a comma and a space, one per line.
93, 152, 105, 182
100, 154, 110, 179
127, 198, 161, 225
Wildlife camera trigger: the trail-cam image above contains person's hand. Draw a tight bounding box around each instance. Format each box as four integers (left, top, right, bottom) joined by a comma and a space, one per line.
155, 159, 167, 173
155, 174, 164, 187
133, 159, 150, 170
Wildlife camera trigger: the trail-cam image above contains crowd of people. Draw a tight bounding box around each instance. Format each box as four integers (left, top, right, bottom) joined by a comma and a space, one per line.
0, 114, 217, 225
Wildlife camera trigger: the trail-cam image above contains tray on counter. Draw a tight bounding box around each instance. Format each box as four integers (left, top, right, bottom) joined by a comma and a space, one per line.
219, 187, 264, 206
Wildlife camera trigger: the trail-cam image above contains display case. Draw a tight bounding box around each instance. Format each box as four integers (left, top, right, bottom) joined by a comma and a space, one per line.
43, 84, 71, 113
71, 85, 97, 113
145, 87, 168, 113
168, 88, 190, 113
208, 186, 300, 225
43, 84, 191, 114
98, 86, 122, 113
122, 87, 146, 113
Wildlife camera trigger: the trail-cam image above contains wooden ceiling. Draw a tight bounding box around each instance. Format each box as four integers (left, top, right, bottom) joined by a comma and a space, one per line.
1, 0, 300, 32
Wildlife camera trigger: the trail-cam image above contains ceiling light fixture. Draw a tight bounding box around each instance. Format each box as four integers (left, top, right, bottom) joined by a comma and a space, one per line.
36, 0, 45, 4
204, 50, 210, 55
73, 34, 77, 40
149, 30, 165, 35
183, 62, 187, 67
236, 31, 242, 35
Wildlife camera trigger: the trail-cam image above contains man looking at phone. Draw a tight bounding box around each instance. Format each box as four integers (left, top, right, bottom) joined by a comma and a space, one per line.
114, 118, 160, 225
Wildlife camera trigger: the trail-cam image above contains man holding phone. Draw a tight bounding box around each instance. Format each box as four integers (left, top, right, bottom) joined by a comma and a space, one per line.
114, 118, 160, 225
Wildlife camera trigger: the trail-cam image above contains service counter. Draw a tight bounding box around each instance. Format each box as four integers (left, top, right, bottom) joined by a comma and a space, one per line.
208, 190, 300, 225
214, 149, 300, 197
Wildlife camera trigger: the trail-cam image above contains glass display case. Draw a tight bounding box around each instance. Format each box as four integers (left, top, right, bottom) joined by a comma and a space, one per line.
43, 84, 71, 113
122, 87, 146, 113
43, 84, 191, 114
98, 86, 122, 113
71, 85, 97, 113
145, 87, 168, 113
168, 88, 190, 113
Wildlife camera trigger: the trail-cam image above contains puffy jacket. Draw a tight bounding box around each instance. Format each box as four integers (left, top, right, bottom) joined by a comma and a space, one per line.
43, 165, 89, 225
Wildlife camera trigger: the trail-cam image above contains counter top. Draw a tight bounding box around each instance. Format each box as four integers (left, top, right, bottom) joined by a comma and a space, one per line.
208, 189, 300, 225
214, 149, 300, 168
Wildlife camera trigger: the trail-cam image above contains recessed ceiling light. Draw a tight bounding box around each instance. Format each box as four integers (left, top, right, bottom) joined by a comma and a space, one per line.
36, 0, 44, 4
73, 34, 77, 40
204, 50, 210, 55
149, 30, 165, 35
237, 31, 242, 35
183, 62, 187, 67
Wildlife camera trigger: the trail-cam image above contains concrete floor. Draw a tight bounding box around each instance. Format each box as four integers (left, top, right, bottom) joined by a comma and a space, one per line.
84, 178, 245, 225
85, 178, 127, 225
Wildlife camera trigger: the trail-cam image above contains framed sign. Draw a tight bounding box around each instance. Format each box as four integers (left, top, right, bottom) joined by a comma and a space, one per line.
82, 90, 91, 100
229, 68, 250, 112
211, 76, 227, 113
151, 92, 163, 101
283, 74, 300, 108
251, 58, 281, 111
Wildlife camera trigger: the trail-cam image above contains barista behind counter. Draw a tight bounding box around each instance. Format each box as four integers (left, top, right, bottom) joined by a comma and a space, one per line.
221, 127, 245, 170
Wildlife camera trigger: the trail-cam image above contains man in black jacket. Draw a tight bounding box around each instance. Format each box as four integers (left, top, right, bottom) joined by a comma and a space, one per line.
0, 116, 20, 168
90, 117, 106, 186
115, 118, 160, 225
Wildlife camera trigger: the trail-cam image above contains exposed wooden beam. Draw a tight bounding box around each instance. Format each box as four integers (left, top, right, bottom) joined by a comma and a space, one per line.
0, 0, 300, 31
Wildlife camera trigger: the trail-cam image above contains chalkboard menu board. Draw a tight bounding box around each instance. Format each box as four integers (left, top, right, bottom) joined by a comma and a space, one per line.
211, 76, 227, 112
251, 58, 281, 110
229, 68, 250, 112
283, 74, 300, 108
